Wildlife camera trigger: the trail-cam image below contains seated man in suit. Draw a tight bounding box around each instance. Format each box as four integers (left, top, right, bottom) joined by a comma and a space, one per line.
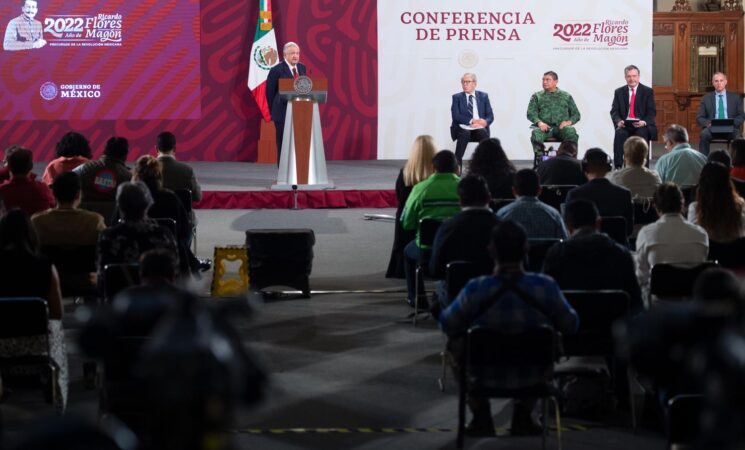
566, 148, 634, 238
439, 220, 579, 436
535, 141, 587, 186
696, 72, 745, 156
429, 174, 500, 308
401, 150, 461, 307
497, 168, 567, 239
527, 71, 580, 158
450, 73, 494, 165
610, 65, 657, 169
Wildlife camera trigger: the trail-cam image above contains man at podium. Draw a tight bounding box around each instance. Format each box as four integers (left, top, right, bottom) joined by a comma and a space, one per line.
266, 42, 306, 165
696, 72, 745, 156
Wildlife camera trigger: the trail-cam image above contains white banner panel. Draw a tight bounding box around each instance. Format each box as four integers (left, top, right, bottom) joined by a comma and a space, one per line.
378, 0, 653, 160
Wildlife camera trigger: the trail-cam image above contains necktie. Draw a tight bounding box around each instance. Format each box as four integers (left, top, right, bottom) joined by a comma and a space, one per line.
468, 95, 474, 118
628, 87, 636, 119
292, 67, 299, 79
718, 94, 726, 119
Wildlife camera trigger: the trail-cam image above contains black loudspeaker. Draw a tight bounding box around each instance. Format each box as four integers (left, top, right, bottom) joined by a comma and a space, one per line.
582, 148, 613, 173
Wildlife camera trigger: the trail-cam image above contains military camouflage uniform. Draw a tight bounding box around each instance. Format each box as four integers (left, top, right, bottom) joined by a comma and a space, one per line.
527, 88, 581, 155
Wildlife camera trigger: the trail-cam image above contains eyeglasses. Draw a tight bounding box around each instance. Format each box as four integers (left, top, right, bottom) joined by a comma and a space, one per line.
461, 80, 475, 84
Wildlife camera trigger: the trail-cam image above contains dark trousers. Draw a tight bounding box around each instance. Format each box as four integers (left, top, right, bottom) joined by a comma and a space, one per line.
275, 120, 285, 167
403, 240, 426, 302
454, 128, 489, 165
613, 126, 653, 169
699, 128, 742, 156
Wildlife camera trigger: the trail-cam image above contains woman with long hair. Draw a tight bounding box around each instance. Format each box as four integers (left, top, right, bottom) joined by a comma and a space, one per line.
729, 139, 745, 180
42, 131, 93, 185
385, 135, 437, 278
688, 162, 745, 242
467, 137, 515, 199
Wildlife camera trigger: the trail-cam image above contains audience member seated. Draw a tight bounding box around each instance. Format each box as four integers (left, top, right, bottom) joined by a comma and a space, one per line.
656, 124, 707, 186
608, 136, 661, 199
31, 172, 105, 246
635, 183, 708, 300
97, 181, 179, 286
439, 220, 578, 436
0, 147, 55, 216
386, 135, 436, 279
707, 149, 745, 197
155, 131, 202, 202
401, 150, 461, 307
76, 136, 132, 203
496, 168, 567, 239
566, 148, 634, 237
41, 131, 92, 186
0, 145, 37, 183
466, 137, 515, 199
729, 138, 745, 180
687, 162, 745, 242
543, 199, 643, 312
535, 141, 587, 186
0, 209, 68, 408
429, 175, 500, 308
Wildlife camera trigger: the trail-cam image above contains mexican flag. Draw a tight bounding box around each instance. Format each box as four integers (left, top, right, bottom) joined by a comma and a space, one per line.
248, 0, 278, 122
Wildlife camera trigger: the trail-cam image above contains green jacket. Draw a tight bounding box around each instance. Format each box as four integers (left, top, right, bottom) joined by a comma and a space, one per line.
401, 172, 461, 247
527, 88, 581, 127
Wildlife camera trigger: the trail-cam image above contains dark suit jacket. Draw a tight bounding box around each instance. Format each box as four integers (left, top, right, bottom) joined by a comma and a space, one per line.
610, 83, 658, 138
566, 178, 633, 236
265, 61, 307, 124
696, 90, 745, 129
429, 208, 500, 279
450, 90, 494, 141
158, 156, 202, 202
536, 154, 587, 186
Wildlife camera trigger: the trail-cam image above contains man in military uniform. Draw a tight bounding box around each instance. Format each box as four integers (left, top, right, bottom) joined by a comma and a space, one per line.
527, 71, 581, 157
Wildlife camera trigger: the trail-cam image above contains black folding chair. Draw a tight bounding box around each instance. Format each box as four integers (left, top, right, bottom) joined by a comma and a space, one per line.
0, 297, 59, 409
79, 201, 116, 226
526, 238, 562, 272
153, 217, 177, 237
600, 216, 629, 247
102, 263, 141, 303
411, 218, 442, 326
633, 198, 657, 226
649, 261, 719, 304
561, 290, 635, 428
708, 237, 745, 270
666, 394, 703, 450
40, 244, 98, 300
538, 185, 577, 212
457, 326, 561, 449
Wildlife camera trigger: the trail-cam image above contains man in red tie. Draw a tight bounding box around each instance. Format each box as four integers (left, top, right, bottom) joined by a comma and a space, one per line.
265, 42, 307, 166
610, 65, 657, 169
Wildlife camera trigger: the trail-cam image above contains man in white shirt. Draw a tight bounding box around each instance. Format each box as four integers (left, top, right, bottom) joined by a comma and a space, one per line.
635, 182, 709, 300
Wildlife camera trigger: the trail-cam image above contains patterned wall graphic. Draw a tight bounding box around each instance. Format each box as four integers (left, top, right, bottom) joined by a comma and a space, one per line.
0, 0, 378, 162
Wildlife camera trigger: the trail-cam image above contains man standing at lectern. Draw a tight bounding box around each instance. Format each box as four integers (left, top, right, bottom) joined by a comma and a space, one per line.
696, 72, 745, 156
265, 42, 306, 166
610, 65, 657, 169
450, 73, 494, 165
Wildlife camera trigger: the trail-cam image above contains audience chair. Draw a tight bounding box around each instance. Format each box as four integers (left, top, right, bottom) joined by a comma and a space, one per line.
532, 136, 562, 169
679, 185, 697, 208
666, 394, 703, 450
457, 326, 561, 450
708, 238, 745, 271
632, 198, 657, 227
102, 263, 141, 303
438, 261, 492, 391
40, 245, 98, 300
153, 217, 177, 237
0, 297, 60, 409
174, 188, 197, 253
600, 216, 629, 247
649, 261, 719, 304
79, 201, 116, 226
489, 198, 514, 214
560, 290, 635, 428
412, 218, 442, 326
538, 185, 577, 212
526, 238, 562, 272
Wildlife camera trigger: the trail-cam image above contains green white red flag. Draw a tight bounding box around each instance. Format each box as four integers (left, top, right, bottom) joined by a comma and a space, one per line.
248, 0, 278, 122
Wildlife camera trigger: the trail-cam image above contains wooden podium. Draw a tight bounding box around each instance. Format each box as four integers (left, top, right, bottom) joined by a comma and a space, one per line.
271, 77, 333, 190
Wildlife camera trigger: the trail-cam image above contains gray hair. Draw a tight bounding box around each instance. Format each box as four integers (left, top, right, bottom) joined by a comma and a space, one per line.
283, 41, 299, 53
712, 71, 727, 80
116, 181, 153, 220
665, 124, 689, 145
461, 73, 477, 83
